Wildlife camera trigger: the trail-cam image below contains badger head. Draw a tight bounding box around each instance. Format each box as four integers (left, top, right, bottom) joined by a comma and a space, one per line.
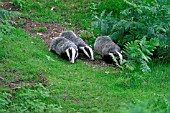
108, 50, 123, 65
79, 45, 94, 60
66, 47, 78, 64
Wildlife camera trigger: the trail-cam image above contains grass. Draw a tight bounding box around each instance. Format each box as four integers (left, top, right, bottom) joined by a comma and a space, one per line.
12, 0, 133, 29
1, 0, 170, 112
33, 27, 47, 32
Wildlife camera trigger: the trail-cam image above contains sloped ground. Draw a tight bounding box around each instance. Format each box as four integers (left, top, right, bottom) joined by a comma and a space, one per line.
0, 2, 113, 66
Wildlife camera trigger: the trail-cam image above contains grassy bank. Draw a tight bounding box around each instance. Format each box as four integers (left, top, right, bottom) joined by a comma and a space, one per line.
1, 0, 170, 112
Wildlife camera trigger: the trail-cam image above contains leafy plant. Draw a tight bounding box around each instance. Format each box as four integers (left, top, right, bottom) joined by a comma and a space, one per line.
92, 10, 117, 36
120, 96, 170, 113
92, 0, 170, 63
123, 37, 159, 72
0, 84, 61, 113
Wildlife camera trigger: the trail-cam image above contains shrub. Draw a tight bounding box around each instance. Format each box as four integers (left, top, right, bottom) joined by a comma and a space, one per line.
123, 37, 159, 72
92, 0, 170, 68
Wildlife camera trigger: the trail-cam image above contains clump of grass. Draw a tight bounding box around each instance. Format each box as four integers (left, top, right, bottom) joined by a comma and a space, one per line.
33, 27, 47, 32
14, 18, 27, 27
0, 84, 61, 112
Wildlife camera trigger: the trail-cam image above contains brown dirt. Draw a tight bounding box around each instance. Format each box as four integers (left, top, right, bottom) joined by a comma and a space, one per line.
0, 70, 48, 90
1, 2, 114, 67
0, 2, 20, 11
17, 18, 66, 47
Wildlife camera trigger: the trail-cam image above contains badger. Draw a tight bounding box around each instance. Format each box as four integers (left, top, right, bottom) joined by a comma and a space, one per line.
49, 37, 78, 63
59, 31, 94, 60
94, 36, 123, 65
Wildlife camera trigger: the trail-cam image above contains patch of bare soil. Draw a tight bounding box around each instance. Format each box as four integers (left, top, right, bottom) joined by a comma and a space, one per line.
1, 2, 114, 67
0, 2, 20, 11
0, 70, 48, 90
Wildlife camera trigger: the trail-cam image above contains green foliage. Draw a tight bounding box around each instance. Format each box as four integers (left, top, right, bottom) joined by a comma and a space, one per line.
123, 37, 159, 72
0, 8, 20, 21
12, 0, 25, 9
0, 84, 61, 113
92, 0, 170, 63
1, 0, 170, 112
92, 10, 117, 36
0, 2, 3, 6
120, 96, 170, 113
95, 0, 128, 16
0, 8, 20, 38
33, 27, 47, 32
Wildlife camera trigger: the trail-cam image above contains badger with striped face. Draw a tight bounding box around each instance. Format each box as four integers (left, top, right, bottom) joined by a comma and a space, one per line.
94, 36, 123, 65
49, 37, 78, 63
59, 31, 94, 60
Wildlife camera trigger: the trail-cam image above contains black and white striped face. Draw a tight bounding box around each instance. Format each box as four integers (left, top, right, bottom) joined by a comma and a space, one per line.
108, 51, 123, 65
79, 45, 94, 60
66, 47, 78, 64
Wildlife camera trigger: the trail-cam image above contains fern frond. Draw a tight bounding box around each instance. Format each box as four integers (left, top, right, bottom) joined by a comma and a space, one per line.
123, 37, 159, 71
139, 59, 151, 72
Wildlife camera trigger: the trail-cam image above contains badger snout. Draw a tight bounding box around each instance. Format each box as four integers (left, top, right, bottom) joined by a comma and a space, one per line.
70, 59, 75, 64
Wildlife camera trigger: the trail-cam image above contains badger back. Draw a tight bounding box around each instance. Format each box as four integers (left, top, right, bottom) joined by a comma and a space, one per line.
94, 36, 122, 64
94, 36, 113, 55
49, 37, 77, 55
60, 31, 94, 60
59, 31, 86, 47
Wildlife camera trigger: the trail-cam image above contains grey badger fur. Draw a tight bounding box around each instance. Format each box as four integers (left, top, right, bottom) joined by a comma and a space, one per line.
59, 31, 94, 60
49, 37, 78, 63
94, 36, 123, 64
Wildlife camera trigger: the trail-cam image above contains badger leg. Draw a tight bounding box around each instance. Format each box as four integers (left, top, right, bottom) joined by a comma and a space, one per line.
108, 53, 119, 65
116, 51, 123, 65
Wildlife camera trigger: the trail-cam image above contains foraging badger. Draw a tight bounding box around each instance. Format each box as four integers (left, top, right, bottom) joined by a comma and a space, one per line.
59, 31, 94, 60
94, 36, 123, 64
49, 37, 78, 63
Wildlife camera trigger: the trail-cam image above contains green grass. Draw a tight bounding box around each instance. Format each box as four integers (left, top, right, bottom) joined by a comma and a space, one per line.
12, 0, 132, 29
1, 27, 170, 112
1, 0, 170, 112
33, 27, 47, 32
